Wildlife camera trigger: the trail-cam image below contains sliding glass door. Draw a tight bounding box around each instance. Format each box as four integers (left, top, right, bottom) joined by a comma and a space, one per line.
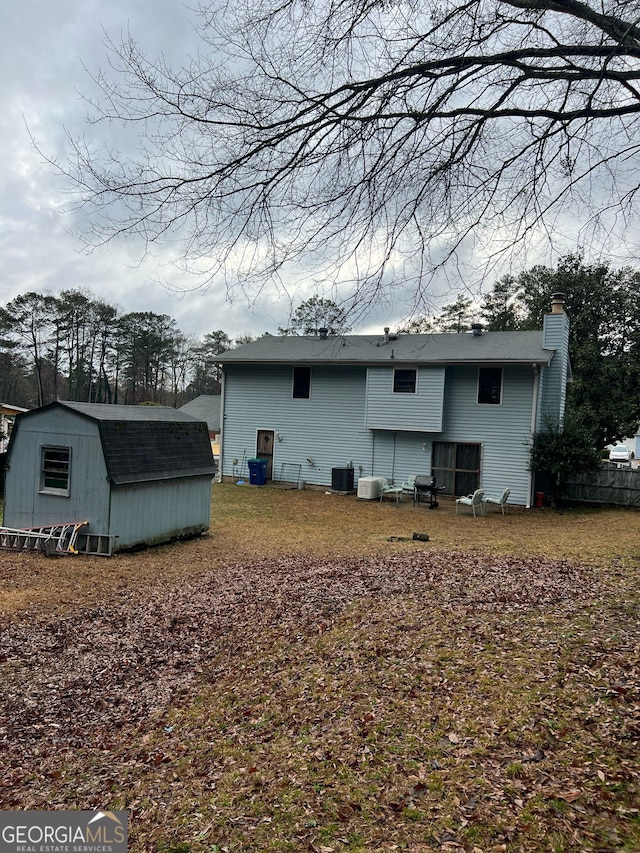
432, 442, 481, 496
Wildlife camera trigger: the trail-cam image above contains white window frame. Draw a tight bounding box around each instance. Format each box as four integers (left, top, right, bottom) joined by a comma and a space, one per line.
477, 367, 503, 405
40, 446, 71, 496
393, 367, 417, 394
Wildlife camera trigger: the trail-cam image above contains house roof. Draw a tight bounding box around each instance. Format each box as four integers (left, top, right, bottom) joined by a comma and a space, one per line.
1, 403, 28, 416
10, 401, 216, 485
216, 330, 554, 366
178, 395, 221, 432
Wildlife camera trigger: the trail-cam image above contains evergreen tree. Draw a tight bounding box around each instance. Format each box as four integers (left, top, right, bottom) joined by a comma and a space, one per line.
489, 254, 640, 447
479, 277, 524, 331
278, 297, 351, 336
434, 297, 475, 334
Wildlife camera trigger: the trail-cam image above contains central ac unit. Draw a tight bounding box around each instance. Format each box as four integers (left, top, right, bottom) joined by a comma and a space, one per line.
357, 476, 384, 500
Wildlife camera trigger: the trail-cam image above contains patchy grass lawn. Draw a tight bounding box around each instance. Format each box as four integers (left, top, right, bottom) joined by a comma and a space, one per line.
1, 485, 639, 852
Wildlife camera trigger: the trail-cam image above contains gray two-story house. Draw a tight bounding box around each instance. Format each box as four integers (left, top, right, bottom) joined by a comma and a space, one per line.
217, 294, 570, 506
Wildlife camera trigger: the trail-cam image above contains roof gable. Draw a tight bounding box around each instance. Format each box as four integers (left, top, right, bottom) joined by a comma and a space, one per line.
10, 402, 215, 485
178, 395, 221, 431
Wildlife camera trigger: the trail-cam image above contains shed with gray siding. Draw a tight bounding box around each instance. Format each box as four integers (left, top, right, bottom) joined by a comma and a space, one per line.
3, 402, 215, 553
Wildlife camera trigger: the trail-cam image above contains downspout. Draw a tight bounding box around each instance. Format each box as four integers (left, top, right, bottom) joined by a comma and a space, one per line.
371, 429, 376, 476
527, 363, 539, 508
392, 431, 397, 482
365, 366, 375, 476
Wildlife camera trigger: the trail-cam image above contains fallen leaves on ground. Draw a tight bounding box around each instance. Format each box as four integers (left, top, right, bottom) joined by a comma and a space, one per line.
1, 547, 639, 852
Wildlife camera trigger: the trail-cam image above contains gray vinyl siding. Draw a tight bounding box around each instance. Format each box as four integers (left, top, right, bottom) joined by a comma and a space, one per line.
436, 364, 535, 505
221, 362, 537, 504
533, 367, 545, 434
365, 367, 445, 431
3, 408, 110, 531
368, 430, 395, 482
391, 432, 432, 482
222, 364, 372, 486
364, 430, 433, 488
110, 479, 212, 549
364, 366, 535, 504
540, 313, 570, 427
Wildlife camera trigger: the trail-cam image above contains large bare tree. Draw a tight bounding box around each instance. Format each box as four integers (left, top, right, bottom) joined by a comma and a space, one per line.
65, 0, 640, 321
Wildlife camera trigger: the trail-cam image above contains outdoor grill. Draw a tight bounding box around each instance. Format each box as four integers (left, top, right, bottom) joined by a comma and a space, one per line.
413, 475, 445, 508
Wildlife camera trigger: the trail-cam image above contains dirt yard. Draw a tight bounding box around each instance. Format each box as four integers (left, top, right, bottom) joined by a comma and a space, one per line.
1, 485, 639, 852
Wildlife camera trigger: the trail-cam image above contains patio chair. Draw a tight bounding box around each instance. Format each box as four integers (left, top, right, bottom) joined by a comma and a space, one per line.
379, 478, 403, 503
401, 474, 417, 494
455, 488, 485, 517
483, 488, 511, 516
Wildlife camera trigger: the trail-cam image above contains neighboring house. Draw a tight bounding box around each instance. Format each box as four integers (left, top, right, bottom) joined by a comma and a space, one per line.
216, 294, 571, 507
178, 395, 221, 461
3, 402, 216, 553
1, 403, 28, 454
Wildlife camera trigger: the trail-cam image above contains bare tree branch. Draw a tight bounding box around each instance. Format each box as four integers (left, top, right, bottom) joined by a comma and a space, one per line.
57, 0, 640, 321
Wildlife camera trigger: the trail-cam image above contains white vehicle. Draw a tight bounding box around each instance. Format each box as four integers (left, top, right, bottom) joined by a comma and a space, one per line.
609, 444, 631, 463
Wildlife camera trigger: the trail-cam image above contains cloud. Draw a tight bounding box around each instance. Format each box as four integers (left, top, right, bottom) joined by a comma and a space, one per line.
2, 1, 636, 346
0, 0, 293, 340
0, 0, 444, 340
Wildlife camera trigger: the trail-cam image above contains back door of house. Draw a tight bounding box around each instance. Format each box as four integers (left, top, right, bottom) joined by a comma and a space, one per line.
432, 441, 480, 496
256, 429, 274, 479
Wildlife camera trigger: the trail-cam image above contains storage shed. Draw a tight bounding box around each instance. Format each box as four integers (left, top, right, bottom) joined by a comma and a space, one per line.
2, 402, 216, 554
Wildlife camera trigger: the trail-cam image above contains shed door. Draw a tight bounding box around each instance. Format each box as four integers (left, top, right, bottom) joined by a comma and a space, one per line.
256, 430, 274, 480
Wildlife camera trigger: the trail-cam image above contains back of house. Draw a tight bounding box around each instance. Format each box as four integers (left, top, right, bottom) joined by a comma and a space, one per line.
216, 295, 570, 507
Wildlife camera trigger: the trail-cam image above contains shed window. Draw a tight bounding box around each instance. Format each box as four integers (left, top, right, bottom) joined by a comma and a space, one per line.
393, 368, 417, 393
40, 446, 71, 495
293, 366, 311, 399
478, 367, 502, 405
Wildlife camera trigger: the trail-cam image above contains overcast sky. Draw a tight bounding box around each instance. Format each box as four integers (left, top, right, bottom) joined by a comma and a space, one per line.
0, 0, 510, 343
0, 0, 338, 341
2, 2, 635, 344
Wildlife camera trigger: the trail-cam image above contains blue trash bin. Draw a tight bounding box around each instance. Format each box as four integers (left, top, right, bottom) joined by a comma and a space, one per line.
248, 458, 268, 485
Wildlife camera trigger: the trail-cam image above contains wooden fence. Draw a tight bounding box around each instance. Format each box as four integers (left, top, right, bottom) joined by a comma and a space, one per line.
565, 463, 640, 506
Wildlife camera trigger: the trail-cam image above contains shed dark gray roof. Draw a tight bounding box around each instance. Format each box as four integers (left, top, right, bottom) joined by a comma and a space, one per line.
216, 330, 553, 366
178, 395, 221, 432
27, 402, 216, 485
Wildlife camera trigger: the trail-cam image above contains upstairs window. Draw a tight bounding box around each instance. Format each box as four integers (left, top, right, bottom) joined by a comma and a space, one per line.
40, 446, 71, 495
292, 366, 311, 399
478, 367, 502, 405
393, 368, 417, 393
